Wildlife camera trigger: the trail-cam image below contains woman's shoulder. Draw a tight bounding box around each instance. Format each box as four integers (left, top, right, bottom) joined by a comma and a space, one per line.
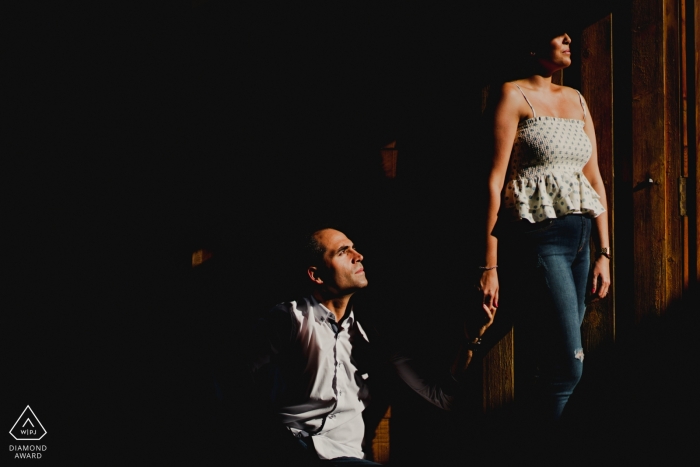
482, 81, 535, 122
500, 81, 526, 96
490, 81, 529, 108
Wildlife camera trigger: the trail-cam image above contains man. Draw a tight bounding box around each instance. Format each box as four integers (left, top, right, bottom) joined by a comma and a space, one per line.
249, 227, 495, 465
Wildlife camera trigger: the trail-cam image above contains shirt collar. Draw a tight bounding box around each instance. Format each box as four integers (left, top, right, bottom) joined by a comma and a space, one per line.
308, 294, 355, 328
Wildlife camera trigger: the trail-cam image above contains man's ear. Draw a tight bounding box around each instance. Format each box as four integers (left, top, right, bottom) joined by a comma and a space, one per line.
307, 266, 323, 284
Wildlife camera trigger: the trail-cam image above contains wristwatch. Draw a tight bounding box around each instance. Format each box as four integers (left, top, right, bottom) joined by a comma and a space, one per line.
599, 247, 612, 260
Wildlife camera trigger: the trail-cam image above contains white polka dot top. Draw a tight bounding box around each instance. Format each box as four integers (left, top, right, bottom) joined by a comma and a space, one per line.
502, 85, 606, 223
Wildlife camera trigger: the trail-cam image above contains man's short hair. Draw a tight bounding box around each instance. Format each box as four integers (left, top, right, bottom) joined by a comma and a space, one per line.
301, 228, 328, 269
297, 220, 351, 271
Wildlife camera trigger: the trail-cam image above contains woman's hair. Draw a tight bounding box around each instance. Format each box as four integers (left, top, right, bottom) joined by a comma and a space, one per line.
489, 10, 577, 83
515, 12, 573, 54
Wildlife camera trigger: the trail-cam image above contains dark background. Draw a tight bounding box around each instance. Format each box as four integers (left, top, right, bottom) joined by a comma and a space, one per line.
7, 1, 691, 465
5, 2, 497, 462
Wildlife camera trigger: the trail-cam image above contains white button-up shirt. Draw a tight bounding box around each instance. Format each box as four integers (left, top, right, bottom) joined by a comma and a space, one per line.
253, 295, 371, 460
252, 295, 461, 461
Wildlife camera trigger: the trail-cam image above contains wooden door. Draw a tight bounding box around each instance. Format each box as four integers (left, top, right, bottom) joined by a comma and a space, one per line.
630, 0, 688, 322
580, 14, 616, 356
685, 0, 700, 295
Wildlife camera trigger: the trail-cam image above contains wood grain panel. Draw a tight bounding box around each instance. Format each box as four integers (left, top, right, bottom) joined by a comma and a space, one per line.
371, 407, 391, 464
482, 329, 515, 412
695, 0, 700, 284
664, 0, 684, 309
631, 0, 683, 320
581, 15, 616, 351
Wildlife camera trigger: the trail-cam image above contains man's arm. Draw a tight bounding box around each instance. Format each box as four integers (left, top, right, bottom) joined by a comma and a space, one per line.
387, 305, 496, 411
450, 302, 497, 378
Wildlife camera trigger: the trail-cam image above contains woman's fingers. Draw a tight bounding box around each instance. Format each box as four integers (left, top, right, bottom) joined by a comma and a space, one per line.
475, 272, 498, 332
592, 271, 611, 299
591, 260, 611, 300
479, 273, 499, 309
591, 272, 598, 294
598, 275, 611, 298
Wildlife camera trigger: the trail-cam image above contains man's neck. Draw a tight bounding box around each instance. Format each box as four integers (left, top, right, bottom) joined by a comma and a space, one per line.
312, 290, 353, 322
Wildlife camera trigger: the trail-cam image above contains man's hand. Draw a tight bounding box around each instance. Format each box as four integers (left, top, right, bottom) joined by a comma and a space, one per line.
451, 298, 497, 376
465, 299, 497, 343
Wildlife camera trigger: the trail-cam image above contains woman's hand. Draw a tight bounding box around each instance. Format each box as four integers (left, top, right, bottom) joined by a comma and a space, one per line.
478, 269, 499, 310
472, 269, 499, 335
454, 287, 499, 375
590, 256, 611, 301
463, 270, 499, 343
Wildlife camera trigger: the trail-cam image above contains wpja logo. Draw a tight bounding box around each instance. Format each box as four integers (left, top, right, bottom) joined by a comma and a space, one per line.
9, 406, 47, 460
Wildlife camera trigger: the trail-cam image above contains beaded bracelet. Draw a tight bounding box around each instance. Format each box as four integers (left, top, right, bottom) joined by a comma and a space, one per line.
478, 265, 498, 271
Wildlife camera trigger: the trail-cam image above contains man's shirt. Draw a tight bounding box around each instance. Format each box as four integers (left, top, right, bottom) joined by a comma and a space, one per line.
252, 295, 370, 459
251, 295, 461, 460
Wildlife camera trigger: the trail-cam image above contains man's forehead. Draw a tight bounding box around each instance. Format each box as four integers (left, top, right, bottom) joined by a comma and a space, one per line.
316, 229, 351, 251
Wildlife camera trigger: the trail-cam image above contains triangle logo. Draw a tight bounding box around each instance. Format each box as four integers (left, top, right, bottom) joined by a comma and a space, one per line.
9, 406, 47, 441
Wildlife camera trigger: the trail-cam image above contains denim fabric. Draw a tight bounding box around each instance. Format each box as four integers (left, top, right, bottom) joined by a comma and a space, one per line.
499, 214, 592, 423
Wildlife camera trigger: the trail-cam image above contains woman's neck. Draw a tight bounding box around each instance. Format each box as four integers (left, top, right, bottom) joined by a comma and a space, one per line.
517, 58, 565, 88
519, 73, 555, 91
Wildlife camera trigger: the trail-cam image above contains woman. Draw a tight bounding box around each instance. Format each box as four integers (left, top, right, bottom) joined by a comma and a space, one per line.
479, 30, 611, 424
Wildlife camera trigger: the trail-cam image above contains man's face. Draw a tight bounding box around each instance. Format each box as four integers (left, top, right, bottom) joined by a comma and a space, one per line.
313, 229, 368, 295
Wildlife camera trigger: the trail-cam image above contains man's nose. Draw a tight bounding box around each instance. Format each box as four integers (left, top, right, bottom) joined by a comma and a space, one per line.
351, 249, 363, 262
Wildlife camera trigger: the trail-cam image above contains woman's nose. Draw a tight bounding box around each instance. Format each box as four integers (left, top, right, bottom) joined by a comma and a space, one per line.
563, 33, 571, 44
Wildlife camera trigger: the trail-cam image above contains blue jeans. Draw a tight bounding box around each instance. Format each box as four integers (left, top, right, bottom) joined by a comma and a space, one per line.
499, 214, 592, 423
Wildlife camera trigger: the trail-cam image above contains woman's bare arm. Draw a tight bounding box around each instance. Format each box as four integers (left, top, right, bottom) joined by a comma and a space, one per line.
479, 83, 527, 309
580, 96, 611, 300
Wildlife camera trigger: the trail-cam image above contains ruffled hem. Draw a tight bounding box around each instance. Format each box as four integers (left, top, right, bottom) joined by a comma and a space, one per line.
503, 170, 606, 223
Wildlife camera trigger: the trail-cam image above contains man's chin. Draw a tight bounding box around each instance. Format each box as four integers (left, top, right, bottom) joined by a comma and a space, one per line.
350, 281, 369, 292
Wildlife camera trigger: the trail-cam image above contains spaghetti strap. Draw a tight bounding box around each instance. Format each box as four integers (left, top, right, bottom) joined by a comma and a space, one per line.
514, 84, 536, 119
576, 90, 586, 122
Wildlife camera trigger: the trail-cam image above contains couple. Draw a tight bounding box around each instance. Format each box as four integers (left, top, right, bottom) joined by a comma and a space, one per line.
250, 24, 611, 465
